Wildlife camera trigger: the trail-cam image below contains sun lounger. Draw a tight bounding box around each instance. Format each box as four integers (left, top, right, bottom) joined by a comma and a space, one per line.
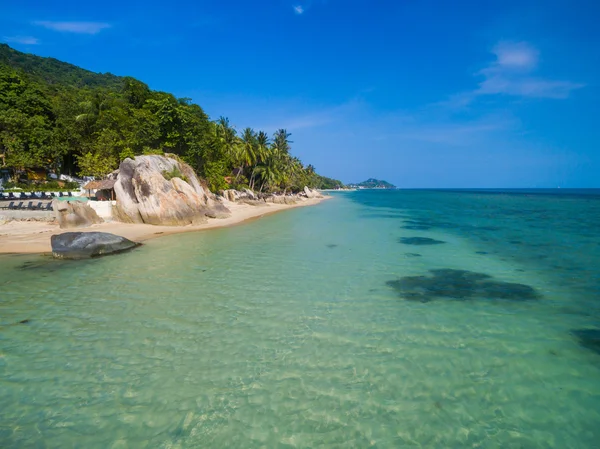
1, 201, 13, 210
12, 201, 23, 210
67, 192, 73, 197
35, 202, 43, 210
26, 201, 34, 211
45, 202, 53, 211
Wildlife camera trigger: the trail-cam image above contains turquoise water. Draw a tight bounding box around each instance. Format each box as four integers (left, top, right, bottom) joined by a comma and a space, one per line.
1, 189, 599, 448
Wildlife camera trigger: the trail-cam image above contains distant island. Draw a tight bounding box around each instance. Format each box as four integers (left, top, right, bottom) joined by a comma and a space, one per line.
348, 178, 396, 189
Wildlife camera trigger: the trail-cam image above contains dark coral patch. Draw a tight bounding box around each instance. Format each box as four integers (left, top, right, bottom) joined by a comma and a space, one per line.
572, 329, 600, 355
399, 237, 446, 246
405, 253, 422, 257
386, 268, 539, 302
326, 244, 338, 249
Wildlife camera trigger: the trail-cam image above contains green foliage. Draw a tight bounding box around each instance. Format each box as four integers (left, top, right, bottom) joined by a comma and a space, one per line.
162, 166, 188, 182
76, 151, 117, 177
0, 44, 343, 193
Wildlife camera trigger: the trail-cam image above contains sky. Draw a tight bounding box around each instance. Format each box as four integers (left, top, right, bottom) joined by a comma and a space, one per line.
1, 0, 599, 187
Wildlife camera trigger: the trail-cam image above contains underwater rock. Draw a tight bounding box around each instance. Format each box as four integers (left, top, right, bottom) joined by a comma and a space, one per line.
572, 329, 600, 355
326, 244, 338, 249
386, 268, 539, 302
405, 253, 422, 257
401, 225, 431, 230
475, 251, 488, 255
399, 237, 446, 246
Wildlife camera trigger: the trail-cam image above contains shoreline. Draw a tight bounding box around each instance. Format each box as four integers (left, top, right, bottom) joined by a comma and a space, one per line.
0, 196, 331, 255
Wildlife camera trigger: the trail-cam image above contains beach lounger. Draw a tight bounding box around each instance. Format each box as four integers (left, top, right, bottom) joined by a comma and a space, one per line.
59, 192, 64, 197
35, 202, 43, 210
13, 201, 23, 210
68, 192, 73, 197
1, 201, 13, 210
26, 201, 34, 211
45, 202, 53, 211
8, 192, 17, 200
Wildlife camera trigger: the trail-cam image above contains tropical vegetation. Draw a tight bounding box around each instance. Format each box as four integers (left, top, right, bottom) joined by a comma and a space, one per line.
0, 43, 344, 192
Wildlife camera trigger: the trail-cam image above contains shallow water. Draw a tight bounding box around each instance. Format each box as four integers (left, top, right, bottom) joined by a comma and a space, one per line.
1, 189, 599, 448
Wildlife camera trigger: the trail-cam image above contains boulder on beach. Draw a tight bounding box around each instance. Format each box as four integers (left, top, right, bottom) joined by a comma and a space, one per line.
303, 186, 323, 199
51, 232, 139, 259
113, 155, 230, 226
53, 200, 103, 229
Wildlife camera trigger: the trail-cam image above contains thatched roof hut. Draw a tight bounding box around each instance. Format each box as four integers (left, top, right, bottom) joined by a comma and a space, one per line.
83, 179, 116, 190
83, 179, 116, 200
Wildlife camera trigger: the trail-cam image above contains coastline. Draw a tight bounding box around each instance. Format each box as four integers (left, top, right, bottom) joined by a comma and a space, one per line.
0, 196, 331, 255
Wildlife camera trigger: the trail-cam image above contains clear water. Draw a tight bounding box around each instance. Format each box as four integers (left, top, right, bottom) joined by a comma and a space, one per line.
1, 189, 599, 448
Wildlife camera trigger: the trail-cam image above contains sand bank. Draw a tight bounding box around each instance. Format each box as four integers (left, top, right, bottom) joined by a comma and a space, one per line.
0, 196, 330, 255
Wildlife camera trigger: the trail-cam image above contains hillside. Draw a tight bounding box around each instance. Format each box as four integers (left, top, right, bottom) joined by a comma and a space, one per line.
348, 178, 396, 189
0, 43, 123, 90
0, 44, 342, 193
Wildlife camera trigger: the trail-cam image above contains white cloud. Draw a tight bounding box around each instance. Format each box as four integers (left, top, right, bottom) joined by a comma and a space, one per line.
439, 41, 584, 107
33, 21, 111, 35
491, 41, 539, 71
3, 36, 39, 45
293, 5, 305, 15
474, 41, 584, 99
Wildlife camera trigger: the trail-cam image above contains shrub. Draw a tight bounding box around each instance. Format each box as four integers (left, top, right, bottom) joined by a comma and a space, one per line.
162, 166, 188, 182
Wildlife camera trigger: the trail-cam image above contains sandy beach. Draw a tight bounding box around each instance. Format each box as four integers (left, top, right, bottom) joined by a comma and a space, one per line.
0, 197, 330, 255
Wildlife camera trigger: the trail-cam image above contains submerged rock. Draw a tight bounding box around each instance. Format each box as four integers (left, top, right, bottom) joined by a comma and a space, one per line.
113, 155, 230, 226
572, 329, 600, 355
399, 237, 446, 246
405, 253, 422, 257
386, 268, 539, 302
53, 200, 103, 229
51, 232, 139, 259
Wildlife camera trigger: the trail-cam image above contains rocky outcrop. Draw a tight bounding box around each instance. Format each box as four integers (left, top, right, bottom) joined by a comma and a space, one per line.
113, 155, 230, 226
51, 232, 139, 259
220, 186, 322, 206
303, 186, 323, 198
53, 200, 103, 229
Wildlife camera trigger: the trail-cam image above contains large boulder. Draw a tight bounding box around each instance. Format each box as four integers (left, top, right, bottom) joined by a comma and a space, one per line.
113, 155, 230, 226
303, 186, 323, 199
51, 232, 139, 259
303, 186, 316, 198
53, 200, 103, 229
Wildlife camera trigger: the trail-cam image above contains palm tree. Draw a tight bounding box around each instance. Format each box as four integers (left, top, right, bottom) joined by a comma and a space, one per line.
215, 117, 242, 172
253, 156, 279, 192
240, 127, 257, 167
272, 129, 292, 156
249, 131, 270, 190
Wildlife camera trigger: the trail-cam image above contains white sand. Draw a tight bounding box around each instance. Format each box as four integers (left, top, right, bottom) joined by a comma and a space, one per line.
0, 197, 330, 254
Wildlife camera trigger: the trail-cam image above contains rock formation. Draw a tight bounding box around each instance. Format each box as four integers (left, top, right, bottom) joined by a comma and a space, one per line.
113, 155, 230, 226
51, 232, 139, 259
53, 200, 103, 229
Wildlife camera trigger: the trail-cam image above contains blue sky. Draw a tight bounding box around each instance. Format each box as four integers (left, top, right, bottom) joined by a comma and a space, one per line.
2, 0, 599, 187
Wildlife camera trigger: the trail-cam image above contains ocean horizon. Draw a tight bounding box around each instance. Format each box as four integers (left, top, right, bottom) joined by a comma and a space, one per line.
1, 188, 599, 447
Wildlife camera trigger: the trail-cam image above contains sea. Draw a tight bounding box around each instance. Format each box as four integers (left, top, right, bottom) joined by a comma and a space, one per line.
1, 189, 599, 448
